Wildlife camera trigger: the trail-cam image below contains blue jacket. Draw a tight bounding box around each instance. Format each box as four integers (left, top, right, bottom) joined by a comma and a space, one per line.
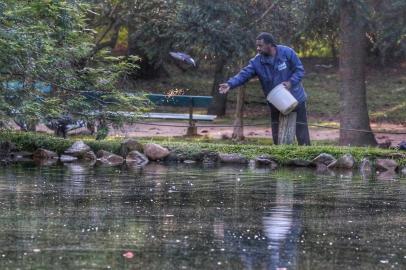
227, 45, 307, 103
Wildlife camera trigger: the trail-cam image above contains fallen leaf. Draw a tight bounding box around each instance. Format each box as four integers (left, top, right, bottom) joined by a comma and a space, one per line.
123, 251, 134, 259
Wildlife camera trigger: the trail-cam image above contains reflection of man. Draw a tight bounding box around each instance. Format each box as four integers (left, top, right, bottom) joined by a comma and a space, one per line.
263, 180, 301, 270
219, 32, 310, 145
223, 178, 302, 270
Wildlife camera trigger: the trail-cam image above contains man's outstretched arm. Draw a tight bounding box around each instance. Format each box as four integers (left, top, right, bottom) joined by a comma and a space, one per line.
219, 60, 256, 94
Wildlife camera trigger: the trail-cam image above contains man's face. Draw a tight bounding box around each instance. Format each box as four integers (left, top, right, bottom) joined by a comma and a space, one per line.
256, 39, 272, 56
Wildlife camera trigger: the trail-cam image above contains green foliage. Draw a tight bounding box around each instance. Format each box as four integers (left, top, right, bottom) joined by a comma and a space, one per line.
126, 0, 178, 65
95, 120, 109, 140
0, 131, 72, 154
297, 39, 336, 58
293, 0, 339, 57
0, 0, 149, 129
255, 0, 307, 45
0, 131, 122, 154
84, 138, 121, 154
174, 0, 254, 59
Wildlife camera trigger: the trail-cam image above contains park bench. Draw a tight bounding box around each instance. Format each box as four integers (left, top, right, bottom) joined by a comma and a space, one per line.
144, 94, 217, 136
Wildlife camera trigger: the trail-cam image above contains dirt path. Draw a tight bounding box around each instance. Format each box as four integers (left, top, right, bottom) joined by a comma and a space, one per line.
105, 121, 406, 146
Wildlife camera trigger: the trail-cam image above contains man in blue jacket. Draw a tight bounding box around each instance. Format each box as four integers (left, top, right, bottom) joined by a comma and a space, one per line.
219, 32, 311, 145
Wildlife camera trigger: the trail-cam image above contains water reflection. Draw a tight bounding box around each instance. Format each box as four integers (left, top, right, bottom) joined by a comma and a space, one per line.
0, 164, 404, 269
263, 180, 301, 270
376, 170, 398, 181
33, 158, 58, 166
63, 162, 89, 197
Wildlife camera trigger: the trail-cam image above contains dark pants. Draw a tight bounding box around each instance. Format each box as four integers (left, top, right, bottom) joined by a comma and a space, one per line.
269, 101, 311, 145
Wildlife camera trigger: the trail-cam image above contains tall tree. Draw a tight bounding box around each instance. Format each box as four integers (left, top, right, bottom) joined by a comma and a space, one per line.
338, 0, 377, 146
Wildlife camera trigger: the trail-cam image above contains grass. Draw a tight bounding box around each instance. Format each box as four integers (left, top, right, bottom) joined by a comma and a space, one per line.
1, 131, 405, 166
138, 136, 405, 165
135, 58, 406, 124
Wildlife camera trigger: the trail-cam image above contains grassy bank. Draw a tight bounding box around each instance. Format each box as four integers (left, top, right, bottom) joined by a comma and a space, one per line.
1, 131, 405, 166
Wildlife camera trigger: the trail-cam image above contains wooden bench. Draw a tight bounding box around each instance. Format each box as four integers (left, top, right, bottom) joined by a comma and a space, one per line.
144, 94, 217, 136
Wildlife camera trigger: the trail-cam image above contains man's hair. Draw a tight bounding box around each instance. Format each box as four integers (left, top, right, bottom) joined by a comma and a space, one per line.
256, 32, 276, 46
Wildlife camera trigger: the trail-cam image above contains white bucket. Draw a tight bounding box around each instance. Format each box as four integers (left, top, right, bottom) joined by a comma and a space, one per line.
266, 83, 298, 115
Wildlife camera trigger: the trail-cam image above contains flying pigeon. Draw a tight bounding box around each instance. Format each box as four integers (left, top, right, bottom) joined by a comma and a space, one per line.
169, 52, 196, 67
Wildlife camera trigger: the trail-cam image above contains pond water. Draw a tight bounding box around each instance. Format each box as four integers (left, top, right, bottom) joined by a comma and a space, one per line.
0, 162, 405, 269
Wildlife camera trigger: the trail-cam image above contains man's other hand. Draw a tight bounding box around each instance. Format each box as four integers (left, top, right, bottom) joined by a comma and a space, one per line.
219, 83, 230, 94
282, 81, 292, 90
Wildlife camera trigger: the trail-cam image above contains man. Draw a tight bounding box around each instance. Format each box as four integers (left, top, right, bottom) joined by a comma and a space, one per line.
219, 32, 311, 145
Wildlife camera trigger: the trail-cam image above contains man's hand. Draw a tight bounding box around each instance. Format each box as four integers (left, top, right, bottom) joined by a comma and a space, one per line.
219, 83, 230, 94
282, 81, 292, 90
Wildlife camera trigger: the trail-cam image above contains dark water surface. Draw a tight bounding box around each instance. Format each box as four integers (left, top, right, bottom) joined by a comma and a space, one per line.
0, 162, 405, 270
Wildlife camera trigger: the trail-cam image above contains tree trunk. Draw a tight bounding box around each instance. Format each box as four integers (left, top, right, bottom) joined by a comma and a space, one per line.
329, 35, 338, 62
278, 113, 297, 145
338, 1, 377, 146
208, 56, 228, 116
232, 86, 245, 141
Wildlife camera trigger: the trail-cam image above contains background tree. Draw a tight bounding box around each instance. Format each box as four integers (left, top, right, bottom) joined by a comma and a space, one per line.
338, 0, 377, 146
